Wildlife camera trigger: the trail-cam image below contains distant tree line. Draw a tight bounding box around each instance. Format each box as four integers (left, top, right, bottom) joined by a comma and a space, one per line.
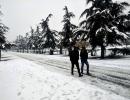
12, 0, 130, 58
0, 5, 9, 61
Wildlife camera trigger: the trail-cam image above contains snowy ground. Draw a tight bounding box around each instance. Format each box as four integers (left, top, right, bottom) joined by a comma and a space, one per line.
91, 49, 130, 70
0, 52, 130, 100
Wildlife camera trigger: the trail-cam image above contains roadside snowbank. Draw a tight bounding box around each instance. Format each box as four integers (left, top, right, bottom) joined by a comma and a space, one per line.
0, 55, 128, 100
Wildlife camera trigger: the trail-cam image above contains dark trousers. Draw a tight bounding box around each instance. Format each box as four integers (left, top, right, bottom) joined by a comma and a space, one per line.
81, 59, 89, 74
71, 61, 81, 76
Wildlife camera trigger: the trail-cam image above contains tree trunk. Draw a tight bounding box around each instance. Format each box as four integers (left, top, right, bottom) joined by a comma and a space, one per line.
101, 45, 105, 59
33, 48, 35, 53
68, 48, 70, 56
0, 44, 1, 61
42, 49, 43, 54
27, 46, 29, 53
91, 50, 94, 56
60, 45, 63, 54
38, 49, 40, 54
91, 47, 96, 56
45, 49, 46, 54
23, 48, 24, 53
65, 49, 67, 55
49, 49, 53, 55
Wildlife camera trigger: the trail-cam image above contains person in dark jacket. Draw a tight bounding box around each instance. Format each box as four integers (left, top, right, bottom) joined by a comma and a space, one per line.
69, 46, 82, 77
80, 47, 89, 75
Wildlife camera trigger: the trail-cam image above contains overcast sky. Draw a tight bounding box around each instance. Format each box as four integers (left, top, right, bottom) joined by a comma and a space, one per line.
1, 0, 130, 42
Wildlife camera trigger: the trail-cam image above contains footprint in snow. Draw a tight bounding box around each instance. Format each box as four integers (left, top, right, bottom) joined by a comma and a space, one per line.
17, 92, 21, 96
38, 79, 42, 83
21, 84, 25, 90
40, 97, 48, 100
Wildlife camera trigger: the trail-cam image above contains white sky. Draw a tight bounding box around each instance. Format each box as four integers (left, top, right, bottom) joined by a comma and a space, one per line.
1, 0, 86, 41
0, 0, 130, 42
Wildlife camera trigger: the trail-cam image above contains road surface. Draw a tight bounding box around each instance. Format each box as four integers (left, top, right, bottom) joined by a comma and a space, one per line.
7, 52, 130, 99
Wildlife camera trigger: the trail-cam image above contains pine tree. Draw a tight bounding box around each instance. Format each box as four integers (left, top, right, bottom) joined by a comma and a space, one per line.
0, 7, 9, 60
76, 0, 130, 58
40, 14, 58, 55
61, 6, 77, 48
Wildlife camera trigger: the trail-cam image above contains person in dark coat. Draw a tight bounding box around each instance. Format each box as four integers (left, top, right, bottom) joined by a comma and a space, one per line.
80, 47, 89, 75
69, 46, 82, 77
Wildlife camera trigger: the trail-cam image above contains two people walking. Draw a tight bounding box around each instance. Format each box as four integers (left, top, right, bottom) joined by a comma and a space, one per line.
69, 46, 89, 77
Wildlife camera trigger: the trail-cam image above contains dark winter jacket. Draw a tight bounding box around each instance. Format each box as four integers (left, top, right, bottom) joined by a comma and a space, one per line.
69, 49, 79, 63
80, 49, 88, 60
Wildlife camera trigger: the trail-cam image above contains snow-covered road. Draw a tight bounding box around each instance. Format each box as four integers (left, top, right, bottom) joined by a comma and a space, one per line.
1, 52, 130, 100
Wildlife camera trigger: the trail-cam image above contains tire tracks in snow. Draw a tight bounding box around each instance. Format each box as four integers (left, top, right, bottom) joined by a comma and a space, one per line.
14, 53, 130, 87
11, 53, 130, 99
40, 59, 130, 87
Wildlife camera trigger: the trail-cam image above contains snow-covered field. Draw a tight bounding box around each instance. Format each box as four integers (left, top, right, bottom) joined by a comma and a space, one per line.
90, 49, 130, 70
0, 53, 129, 100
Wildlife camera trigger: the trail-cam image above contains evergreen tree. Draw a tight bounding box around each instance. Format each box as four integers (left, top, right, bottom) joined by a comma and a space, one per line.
0, 7, 9, 60
28, 27, 35, 52
25, 32, 29, 53
76, 0, 130, 58
34, 26, 43, 53
61, 6, 77, 48
40, 14, 58, 55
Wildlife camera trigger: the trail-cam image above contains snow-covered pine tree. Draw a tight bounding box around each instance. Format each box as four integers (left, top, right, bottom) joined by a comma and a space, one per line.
40, 14, 58, 55
0, 6, 8, 60
61, 6, 78, 55
76, 0, 130, 58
